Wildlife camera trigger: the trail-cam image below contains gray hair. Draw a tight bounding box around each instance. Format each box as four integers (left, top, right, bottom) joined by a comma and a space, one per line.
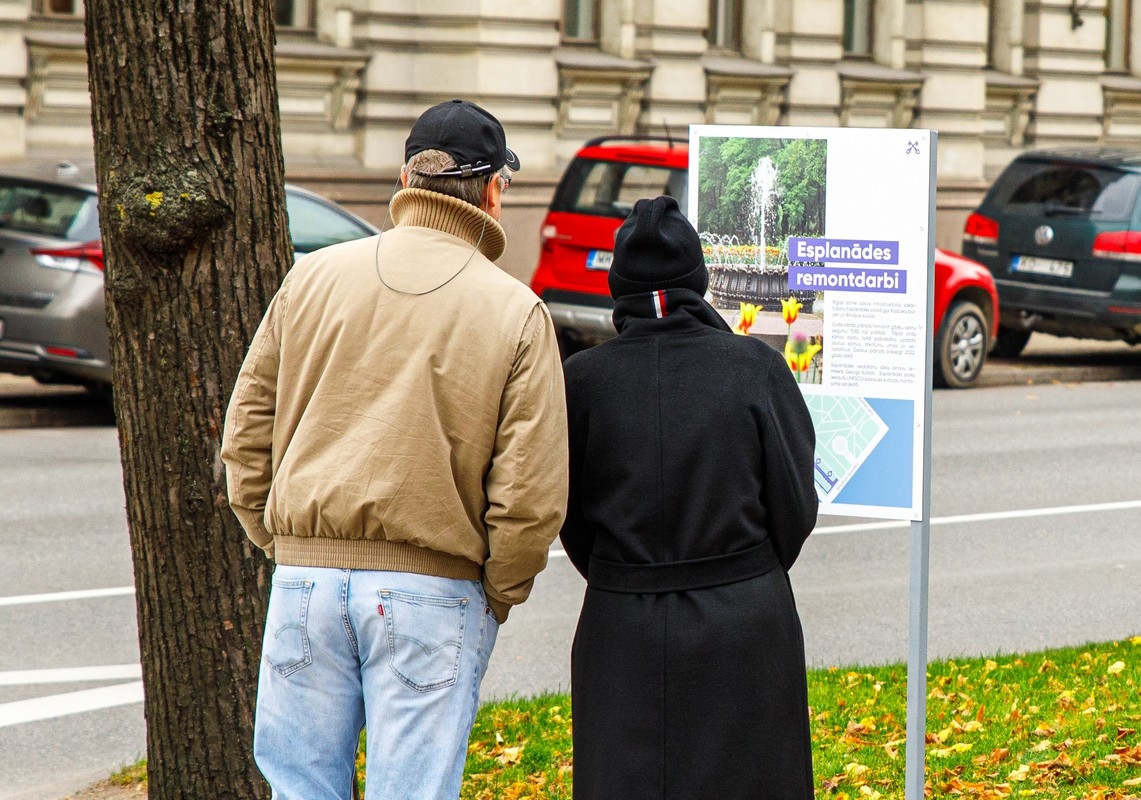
405, 149, 510, 209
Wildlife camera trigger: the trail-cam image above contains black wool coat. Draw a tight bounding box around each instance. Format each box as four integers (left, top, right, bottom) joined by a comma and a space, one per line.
560, 289, 819, 800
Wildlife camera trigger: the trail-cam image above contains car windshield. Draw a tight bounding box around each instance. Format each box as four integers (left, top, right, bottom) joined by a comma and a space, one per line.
0, 179, 99, 240
286, 191, 374, 254
990, 160, 1141, 222
553, 158, 688, 219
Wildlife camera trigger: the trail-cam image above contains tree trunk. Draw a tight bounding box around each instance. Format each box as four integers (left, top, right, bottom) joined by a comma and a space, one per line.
84, 2, 290, 797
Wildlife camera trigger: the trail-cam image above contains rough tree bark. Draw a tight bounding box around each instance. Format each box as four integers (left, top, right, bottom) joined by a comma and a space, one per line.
83, 2, 290, 797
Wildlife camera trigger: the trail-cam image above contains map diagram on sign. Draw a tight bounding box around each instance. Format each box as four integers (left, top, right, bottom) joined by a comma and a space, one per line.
805, 395, 889, 502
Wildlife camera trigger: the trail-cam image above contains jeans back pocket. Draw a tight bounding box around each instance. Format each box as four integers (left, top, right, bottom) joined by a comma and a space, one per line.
379, 590, 468, 692
263, 578, 314, 678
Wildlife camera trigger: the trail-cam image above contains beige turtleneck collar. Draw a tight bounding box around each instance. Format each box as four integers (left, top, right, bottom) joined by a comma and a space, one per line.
389, 187, 507, 262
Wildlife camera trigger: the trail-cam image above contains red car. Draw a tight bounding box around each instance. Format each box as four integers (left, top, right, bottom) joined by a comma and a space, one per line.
530, 136, 1000, 389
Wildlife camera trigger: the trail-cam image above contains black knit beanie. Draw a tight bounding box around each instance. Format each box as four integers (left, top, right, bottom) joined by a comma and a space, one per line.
608, 195, 708, 300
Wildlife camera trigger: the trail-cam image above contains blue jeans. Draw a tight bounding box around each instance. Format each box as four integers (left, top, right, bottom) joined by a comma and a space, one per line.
254, 566, 499, 800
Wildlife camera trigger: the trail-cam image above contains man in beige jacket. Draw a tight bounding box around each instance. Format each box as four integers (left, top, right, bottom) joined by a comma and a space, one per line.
221, 99, 568, 800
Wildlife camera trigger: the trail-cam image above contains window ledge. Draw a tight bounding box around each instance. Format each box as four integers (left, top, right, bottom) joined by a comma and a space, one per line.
1100, 74, 1141, 94
701, 54, 791, 80
837, 61, 924, 85
554, 47, 651, 72
275, 41, 370, 61
984, 70, 1039, 91
25, 31, 85, 50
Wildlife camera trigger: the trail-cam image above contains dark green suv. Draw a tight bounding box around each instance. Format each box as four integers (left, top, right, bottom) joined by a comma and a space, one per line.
962, 148, 1141, 356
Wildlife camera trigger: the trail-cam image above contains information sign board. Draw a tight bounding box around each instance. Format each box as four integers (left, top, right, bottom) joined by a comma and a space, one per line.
688, 125, 935, 521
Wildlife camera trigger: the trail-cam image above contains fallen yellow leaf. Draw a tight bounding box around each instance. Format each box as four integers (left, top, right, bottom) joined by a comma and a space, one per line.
1106, 660, 1125, 675
1009, 764, 1030, 782
497, 745, 523, 766
1123, 776, 1141, 787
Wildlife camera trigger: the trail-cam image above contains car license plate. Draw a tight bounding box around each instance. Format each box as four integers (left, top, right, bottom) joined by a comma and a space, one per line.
1011, 255, 1073, 278
586, 250, 613, 271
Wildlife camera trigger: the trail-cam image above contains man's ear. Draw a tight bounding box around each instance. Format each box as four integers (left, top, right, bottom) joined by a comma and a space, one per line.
400, 166, 409, 188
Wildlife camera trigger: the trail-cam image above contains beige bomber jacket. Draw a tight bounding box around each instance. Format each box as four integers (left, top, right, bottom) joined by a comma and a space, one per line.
221, 188, 569, 622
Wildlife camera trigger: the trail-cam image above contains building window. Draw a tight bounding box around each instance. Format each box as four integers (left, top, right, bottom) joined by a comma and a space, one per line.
276, 0, 313, 29
843, 0, 872, 56
708, 0, 742, 50
35, 0, 79, 13
563, 0, 599, 42
1106, 0, 1129, 72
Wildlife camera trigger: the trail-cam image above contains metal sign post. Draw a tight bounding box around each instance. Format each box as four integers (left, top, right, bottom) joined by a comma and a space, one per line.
906, 137, 937, 799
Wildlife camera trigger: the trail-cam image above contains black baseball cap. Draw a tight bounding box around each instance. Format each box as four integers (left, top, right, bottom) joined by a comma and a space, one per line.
404, 99, 521, 178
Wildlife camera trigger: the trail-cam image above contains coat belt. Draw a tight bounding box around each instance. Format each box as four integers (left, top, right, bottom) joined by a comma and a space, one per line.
586, 538, 780, 594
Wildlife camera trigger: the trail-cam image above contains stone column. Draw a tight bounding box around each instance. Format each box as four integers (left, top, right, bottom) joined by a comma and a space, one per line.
911, 0, 990, 251
1021, 0, 1106, 147
0, 0, 28, 159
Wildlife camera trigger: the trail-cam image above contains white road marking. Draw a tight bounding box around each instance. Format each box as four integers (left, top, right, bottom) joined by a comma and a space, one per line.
0, 498, 1135, 727
549, 498, 1141, 549
0, 497, 1137, 610
0, 586, 135, 607
0, 664, 141, 686
812, 498, 1141, 535
0, 682, 144, 728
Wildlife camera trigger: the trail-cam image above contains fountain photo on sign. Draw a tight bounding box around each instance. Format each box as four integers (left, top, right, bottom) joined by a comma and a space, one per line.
697, 136, 827, 383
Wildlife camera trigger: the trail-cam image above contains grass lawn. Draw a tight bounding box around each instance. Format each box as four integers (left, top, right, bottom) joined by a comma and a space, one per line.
456, 637, 1140, 800
116, 637, 1141, 799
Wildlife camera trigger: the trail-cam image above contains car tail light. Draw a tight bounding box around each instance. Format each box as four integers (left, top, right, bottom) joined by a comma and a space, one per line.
963, 213, 999, 245
31, 240, 105, 274
44, 345, 91, 359
1091, 231, 1141, 262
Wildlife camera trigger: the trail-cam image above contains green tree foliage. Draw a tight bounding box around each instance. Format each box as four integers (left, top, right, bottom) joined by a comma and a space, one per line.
698, 137, 828, 247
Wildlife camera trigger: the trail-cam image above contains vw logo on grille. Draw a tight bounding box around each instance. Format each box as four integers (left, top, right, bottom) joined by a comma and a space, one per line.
1034, 225, 1054, 246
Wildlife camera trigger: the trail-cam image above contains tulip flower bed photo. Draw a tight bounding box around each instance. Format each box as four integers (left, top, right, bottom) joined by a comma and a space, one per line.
735, 296, 823, 383
456, 638, 1139, 800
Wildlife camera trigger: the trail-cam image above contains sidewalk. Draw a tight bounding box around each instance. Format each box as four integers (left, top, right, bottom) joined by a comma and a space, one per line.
0, 375, 115, 428
3, 334, 1141, 432
978, 333, 1141, 387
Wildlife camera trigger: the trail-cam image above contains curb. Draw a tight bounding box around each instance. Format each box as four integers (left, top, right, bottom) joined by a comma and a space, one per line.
3, 345, 1141, 430
978, 361, 1141, 389
0, 402, 115, 429
0, 378, 115, 429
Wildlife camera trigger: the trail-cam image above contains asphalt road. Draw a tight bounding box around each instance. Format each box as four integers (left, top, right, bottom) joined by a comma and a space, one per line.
1, 334, 1140, 799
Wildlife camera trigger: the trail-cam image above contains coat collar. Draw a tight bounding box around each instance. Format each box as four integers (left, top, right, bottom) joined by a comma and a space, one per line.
389, 187, 506, 262
612, 288, 733, 336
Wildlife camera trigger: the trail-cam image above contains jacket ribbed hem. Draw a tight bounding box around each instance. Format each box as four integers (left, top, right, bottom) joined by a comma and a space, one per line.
273, 536, 483, 582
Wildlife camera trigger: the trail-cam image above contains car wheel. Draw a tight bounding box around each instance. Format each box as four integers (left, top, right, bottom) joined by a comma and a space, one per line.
991, 326, 1031, 358
934, 300, 988, 389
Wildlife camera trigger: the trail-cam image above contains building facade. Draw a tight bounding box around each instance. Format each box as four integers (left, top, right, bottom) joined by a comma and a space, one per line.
3, 0, 1140, 282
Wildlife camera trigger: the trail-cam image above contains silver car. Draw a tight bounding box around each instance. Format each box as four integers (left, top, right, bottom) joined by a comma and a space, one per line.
0, 163, 379, 389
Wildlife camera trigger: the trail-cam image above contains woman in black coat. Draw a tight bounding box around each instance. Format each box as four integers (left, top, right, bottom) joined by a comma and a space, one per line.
560, 195, 819, 800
